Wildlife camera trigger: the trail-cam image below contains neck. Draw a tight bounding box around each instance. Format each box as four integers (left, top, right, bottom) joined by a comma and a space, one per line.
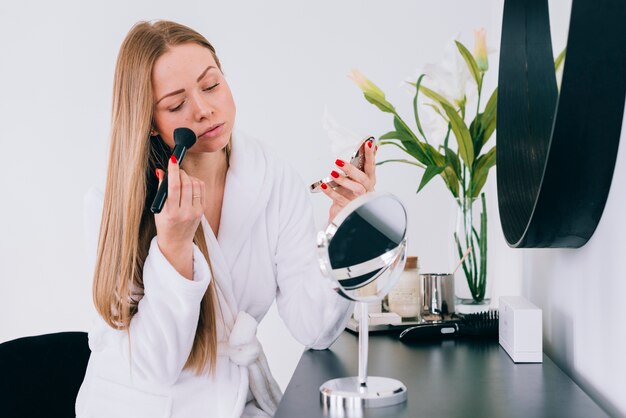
181, 147, 229, 188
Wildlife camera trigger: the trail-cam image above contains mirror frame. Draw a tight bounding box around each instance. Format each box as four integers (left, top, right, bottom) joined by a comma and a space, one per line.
317, 192, 408, 302
497, 0, 626, 248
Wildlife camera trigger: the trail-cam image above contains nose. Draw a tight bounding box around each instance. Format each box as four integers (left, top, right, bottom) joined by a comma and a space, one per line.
190, 92, 213, 121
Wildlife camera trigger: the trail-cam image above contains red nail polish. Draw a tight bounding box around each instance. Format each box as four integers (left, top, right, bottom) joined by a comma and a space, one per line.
375, 145, 378, 151
155, 168, 160, 178
335, 159, 345, 167
321, 183, 328, 190
170, 155, 177, 164
330, 171, 339, 179
367, 140, 372, 148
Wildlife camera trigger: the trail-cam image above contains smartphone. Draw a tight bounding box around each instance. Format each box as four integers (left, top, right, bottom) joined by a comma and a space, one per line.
310, 136, 375, 193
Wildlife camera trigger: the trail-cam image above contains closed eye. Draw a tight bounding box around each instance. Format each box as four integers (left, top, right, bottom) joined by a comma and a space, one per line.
168, 101, 184, 112
167, 83, 219, 112
203, 83, 220, 92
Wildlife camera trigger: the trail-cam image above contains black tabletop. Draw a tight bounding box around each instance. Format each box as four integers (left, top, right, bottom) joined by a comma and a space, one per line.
275, 331, 608, 418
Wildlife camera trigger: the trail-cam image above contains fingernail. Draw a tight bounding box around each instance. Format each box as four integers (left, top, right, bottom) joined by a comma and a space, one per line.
330, 170, 340, 179
170, 155, 177, 164
335, 159, 345, 167
367, 140, 372, 148
375, 145, 378, 151
155, 168, 160, 178
321, 183, 328, 190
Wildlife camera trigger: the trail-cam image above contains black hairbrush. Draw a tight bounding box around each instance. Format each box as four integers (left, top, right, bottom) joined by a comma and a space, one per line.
399, 310, 499, 343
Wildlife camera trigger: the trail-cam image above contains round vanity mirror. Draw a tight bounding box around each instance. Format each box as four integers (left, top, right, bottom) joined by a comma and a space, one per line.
317, 192, 408, 302
317, 192, 409, 412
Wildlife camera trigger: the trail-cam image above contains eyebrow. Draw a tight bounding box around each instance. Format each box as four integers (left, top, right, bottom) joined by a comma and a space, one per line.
155, 65, 218, 104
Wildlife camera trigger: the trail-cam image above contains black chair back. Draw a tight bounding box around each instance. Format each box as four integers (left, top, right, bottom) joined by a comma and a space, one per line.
0, 332, 91, 418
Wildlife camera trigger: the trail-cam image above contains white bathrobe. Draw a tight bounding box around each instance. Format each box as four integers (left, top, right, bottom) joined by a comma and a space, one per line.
75, 130, 353, 418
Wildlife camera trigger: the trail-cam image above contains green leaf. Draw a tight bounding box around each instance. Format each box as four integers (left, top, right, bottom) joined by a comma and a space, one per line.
479, 192, 487, 296
393, 115, 419, 142
441, 102, 474, 169
480, 89, 497, 139
470, 89, 497, 149
469, 114, 485, 156
376, 158, 426, 168
379, 140, 410, 156
412, 74, 428, 142
379, 131, 400, 140
419, 85, 455, 110
392, 116, 431, 165
364, 92, 395, 114
455, 40, 482, 89
469, 112, 481, 139
425, 143, 445, 166
417, 165, 444, 193
444, 146, 462, 179
555, 47, 567, 72
482, 112, 497, 145
482, 88, 497, 119
471, 146, 496, 198
441, 166, 460, 198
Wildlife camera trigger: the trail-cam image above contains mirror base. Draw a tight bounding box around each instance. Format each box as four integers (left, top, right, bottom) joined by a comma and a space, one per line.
320, 376, 407, 412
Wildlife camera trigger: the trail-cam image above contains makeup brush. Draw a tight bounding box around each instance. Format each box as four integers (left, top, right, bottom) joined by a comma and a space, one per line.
150, 128, 197, 213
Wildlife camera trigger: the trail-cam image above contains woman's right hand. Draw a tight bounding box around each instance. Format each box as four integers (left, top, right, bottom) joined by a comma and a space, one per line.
154, 155, 206, 280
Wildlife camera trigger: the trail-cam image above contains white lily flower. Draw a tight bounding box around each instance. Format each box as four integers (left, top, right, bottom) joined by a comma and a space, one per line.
418, 96, 456, 149
474, 28, 489, 72
420, 37, 474, 107
322, 106, 364, 159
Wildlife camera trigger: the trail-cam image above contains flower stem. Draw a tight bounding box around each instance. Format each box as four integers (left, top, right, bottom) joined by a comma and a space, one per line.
476, 72, 485, 115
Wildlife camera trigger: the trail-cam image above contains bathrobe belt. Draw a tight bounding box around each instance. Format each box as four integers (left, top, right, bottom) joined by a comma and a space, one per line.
217, 311, 282, 416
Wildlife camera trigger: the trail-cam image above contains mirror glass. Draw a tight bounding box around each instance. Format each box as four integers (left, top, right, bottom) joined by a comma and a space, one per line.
318, 192, 408, 302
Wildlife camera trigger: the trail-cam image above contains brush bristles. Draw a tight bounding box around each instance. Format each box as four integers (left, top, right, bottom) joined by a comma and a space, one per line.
173, 127, 197, 148
460, 310, 499, 338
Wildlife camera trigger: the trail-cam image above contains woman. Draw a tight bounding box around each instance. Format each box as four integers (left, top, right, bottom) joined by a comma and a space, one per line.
75, 20, 377, 418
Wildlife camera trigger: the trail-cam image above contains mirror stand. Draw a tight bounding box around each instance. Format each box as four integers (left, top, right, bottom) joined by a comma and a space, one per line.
320, 301, 408, 412
317, 192, 409, 413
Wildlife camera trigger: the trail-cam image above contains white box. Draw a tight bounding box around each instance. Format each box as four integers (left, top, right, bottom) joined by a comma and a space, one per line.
499, 296, 543, 363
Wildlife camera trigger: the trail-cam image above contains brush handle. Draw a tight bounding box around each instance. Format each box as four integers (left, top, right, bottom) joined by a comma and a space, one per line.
399, 323, 460, 342
150, 144, 188, 214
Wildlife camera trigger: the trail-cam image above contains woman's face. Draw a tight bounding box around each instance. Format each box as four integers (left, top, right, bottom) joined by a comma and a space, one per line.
152, 43, 236, 153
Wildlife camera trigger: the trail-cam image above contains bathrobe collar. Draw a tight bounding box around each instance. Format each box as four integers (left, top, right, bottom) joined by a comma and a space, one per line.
200, 128, 273, 330
216, 129, 272, 265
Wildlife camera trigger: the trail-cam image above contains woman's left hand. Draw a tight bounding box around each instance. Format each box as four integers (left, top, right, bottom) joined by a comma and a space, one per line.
321, 139, 377, 223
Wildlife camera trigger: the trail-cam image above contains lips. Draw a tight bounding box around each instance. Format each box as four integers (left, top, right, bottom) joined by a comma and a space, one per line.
198, 123, 225, 139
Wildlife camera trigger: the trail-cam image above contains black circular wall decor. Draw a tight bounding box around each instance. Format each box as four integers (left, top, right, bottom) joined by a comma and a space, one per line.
497, 0, 626, 248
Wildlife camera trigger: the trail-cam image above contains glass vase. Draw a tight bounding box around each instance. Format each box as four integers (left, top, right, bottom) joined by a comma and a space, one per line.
453, 193, 490, 312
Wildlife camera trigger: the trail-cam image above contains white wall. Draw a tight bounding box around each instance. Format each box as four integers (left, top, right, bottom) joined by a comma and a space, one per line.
0, 0, 498, 390
491, 1, 626, 416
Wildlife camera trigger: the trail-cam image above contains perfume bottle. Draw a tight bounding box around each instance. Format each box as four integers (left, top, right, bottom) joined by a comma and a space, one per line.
387, 256, 420, 319
353, 280, 382, 321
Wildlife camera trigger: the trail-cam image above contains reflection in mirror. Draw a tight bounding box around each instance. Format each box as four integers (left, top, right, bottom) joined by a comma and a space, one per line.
319, 192, 408, 302
317, 192, 408, 412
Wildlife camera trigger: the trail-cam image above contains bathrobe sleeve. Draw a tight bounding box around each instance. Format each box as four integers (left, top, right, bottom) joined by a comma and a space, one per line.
273, 165, 354, 350
84, 187, 211, 386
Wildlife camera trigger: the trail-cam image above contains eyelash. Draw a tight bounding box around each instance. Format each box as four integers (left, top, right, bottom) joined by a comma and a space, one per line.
203, 82, 220, 92
168, 83, 220, 112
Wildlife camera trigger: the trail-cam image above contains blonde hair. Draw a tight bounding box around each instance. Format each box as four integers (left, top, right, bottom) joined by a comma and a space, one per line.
93, 20, 221, 375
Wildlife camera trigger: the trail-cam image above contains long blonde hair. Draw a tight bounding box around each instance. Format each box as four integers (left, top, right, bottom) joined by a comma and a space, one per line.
93, 20, 221, 375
